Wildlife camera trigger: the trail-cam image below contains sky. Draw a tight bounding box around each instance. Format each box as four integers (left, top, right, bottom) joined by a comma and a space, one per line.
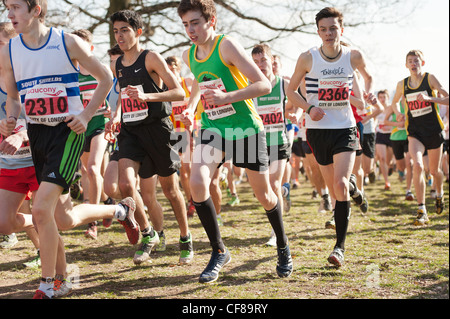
277, 0, 449, 95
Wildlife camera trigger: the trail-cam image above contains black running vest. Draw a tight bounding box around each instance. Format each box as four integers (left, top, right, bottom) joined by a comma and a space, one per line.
116, 50, 171, 126
403, 73, 443, 136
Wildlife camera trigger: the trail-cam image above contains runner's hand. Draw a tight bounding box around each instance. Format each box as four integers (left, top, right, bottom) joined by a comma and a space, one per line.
0, 133, 22, 155
0, 117, 16, 137
65, 114, 88, 135
125, 85, 147, 103
203, 89, 227, 106
309, 106, 325, 121
180, 109, 194, 127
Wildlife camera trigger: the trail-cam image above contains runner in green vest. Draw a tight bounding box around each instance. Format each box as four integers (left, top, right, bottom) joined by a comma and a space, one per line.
178, 0, 293, 284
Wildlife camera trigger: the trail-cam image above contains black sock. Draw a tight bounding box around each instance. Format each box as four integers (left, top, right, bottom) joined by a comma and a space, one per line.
334, 200, 351, 250
193, 197, 225, 252
265, 200, 288, 248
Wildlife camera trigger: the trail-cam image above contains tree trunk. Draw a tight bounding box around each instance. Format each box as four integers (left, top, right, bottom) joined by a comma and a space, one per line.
107, 0, 131, 47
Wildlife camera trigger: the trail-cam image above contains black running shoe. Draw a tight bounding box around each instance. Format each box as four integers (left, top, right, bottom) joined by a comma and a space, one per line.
199, 248, 231, 284
276, 245, 293, 278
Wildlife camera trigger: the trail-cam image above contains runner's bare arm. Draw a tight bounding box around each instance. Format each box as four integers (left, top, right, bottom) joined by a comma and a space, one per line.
208, 36, 270, 106
0, 45, 20, 136
351, 49, 373, 94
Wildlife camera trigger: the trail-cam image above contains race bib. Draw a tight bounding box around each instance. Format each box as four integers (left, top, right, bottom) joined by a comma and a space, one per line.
121, 85, 148, 123
406, 91, 433, 118
172, 98, 189, 123
0, 119, 31, 159
82, 89, 108, 116
199, 79, 236, 120
257, 104, 284, 132
318, 77, 350, 110
24, 83, 69, 126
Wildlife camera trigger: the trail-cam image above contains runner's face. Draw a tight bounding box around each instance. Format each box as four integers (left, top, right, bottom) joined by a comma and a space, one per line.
4, 0, 38, 33
406, 55, 424, 75
252, 52, 273, 78
181, 10, 215, 45
113, 21, 140, 52
317, 17, 343, 47
378, 93, 388, 105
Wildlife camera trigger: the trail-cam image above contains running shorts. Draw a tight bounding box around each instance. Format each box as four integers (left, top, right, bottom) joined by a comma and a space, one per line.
408, 131, 444, 151
118, 117, 181, 178
28, 122, 85, 194
0, 166, 39, 198
306, 127, 360, 166
197, 129, 269, 172
391, 139, 409, 160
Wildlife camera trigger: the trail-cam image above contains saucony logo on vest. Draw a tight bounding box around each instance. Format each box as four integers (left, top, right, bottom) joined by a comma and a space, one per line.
47, 45, 61, 50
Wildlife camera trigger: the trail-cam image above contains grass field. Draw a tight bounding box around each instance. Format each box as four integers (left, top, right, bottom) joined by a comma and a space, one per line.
0, 169, 448, 301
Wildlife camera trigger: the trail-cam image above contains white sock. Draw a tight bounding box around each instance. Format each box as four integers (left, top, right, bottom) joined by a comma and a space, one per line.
114, 205, 127, 221
39, 282, 54, 298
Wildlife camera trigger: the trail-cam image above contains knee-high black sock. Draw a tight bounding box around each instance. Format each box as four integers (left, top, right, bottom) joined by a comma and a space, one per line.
193, 197, 225, 252
265, 200, 288, 248
334, 200, 351, 250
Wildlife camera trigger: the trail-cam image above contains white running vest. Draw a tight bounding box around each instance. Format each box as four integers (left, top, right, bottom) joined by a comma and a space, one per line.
304, 46, 355, 129
10, 27, 83, 126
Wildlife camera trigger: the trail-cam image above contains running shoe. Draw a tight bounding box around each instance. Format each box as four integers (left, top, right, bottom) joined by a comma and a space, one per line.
436, 196, 444, 215
276, 245, 293, 278
187, 200, 196, 218
32, 289, 52, 299
179, 233, 194, 265
359, 195, 369, 213
414, 209, 429, 226
199, 248, 231, 284
227, 195, 240, 206
327, 247, 345, 268
154, 231, 166, 252
23, 252, 41, 269
283, 182, 291, 212
53, 278, 73, 298
265, 231, 276, 247
384, 182, 391, 191
133, 231, 160, 265
117, 197, 139, 245
0, 233, 18, 249
325, 214, 335, 230
405, 191, 414, 201
84, 222, 98, 240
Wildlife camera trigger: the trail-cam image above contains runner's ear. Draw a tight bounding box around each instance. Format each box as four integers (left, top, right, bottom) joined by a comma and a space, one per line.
136, 28, 143, 37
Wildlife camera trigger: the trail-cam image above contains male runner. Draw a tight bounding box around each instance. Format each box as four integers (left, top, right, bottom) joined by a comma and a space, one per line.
0, 0, 137, 298
286, 7, 373, 267
390, 50, 448, 225
108, 10, 194, 265
178, 0, 293, 283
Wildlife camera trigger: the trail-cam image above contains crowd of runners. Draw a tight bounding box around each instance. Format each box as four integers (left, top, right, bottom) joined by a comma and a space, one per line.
0, 0, 448, 299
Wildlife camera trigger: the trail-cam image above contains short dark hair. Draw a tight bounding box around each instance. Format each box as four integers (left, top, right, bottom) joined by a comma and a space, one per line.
177, 0, 217, 23
315, 7, 344, 28
251, 43, 272, 57
110, 10, 143, 32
